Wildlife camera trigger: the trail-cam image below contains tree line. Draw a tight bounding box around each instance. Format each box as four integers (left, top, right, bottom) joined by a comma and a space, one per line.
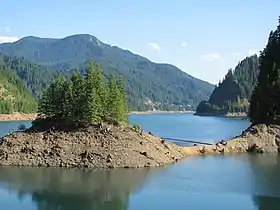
195, 55, 259, 115
0, 65, 37, 114
36, 60, 128, 127
249, 17, 280, 124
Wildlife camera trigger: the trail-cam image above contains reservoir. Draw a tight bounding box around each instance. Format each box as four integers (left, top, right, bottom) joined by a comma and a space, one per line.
0, 114, 279, 210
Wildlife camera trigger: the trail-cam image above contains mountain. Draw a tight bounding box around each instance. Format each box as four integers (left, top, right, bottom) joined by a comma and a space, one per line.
0, 53, 59, 99
0, 57, 38, 114
195, 55, 259, 116
0, 34, 214, 111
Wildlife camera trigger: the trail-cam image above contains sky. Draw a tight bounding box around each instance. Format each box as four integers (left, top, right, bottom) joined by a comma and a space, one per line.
0, 0, 279, 84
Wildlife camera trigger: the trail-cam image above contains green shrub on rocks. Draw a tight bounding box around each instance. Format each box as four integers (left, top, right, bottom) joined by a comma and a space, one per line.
132, 124, 141, 133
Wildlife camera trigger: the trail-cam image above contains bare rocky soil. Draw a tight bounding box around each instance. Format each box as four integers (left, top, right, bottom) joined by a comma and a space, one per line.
185, 124, 280, 156
0, 124, 186, 168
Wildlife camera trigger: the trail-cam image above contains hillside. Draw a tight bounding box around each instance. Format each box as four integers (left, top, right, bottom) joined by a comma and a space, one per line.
0, 61, 37, 114
0, 34, 214, 111
195, 55, 259, 116
0, 53, 59, 99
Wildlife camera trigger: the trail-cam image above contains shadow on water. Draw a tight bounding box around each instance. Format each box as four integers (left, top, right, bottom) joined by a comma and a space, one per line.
248, 154, 280, 210
0, 166, 166, 210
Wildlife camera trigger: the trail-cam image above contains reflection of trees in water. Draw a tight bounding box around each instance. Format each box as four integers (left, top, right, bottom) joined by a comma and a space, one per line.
248, 154, 280, 210
0, 166, 165, 210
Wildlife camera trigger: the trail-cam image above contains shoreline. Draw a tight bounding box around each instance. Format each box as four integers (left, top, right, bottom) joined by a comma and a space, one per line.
194, 112, 247, 118
129, 110, 195, 115
0, 111, 195, 122
0, 123, 277, 168
0, 113, 38, 122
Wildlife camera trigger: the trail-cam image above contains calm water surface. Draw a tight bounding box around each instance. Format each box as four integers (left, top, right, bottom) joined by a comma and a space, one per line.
0, 114, 279, 210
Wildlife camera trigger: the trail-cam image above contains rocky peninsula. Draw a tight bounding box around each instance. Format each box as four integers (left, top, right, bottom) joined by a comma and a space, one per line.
0, 123, 186, 168
0, 122, 279, 169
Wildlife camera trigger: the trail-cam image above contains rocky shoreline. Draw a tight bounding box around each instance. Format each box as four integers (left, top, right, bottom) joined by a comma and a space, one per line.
0, 123, 279, 169
0, 124, 186, 168
0, 111, 194, 121
0, 113, 38, 122
182, 124, 280, 156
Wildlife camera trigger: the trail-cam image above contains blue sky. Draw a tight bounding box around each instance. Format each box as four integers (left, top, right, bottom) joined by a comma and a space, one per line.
0, 0, 279, 84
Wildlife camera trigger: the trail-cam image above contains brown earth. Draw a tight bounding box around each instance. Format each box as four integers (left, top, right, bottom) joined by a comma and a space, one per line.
182, 124, 280, 156
0, 123, 279, 169
0, 124, 186, 168
0, 113, 38, 121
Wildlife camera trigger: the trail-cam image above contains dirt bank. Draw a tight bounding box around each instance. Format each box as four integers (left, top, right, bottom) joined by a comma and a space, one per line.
182, 124, 280, 156
0, 124, 186, 168
0, 113, 38, 121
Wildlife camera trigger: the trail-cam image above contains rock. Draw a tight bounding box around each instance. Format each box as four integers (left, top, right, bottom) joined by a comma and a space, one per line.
0, 124, 186, 168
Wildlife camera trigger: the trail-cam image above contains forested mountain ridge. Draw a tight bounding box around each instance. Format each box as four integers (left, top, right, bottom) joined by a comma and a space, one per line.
0, 53, 59, 99
0, 61, 37, 114
0, 34, 214, 111
195, 55, 259, 116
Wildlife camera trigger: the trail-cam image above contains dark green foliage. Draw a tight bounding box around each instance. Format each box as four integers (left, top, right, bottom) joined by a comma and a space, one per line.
195, 101, 222, 116
36, 61, 128, 128
249, 18, 280, 125
0, 34, 214, 110
0, 64, 37, 114
132, 124, 141, 133
0, 53, 59, 99
196, 55, 259, 115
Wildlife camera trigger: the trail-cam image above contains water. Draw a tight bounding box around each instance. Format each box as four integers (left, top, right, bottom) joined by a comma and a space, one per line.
0, 114, 279, 210
130, 113, 249, 145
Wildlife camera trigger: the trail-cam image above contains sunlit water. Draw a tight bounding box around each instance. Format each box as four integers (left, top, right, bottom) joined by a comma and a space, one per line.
0, 114, 279, 210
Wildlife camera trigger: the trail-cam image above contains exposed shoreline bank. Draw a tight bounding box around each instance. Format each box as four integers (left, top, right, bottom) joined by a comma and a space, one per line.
0, 113, 38, 122
0, 111, 195, 122
0, 123, 277, 169
194, 112, 247, 119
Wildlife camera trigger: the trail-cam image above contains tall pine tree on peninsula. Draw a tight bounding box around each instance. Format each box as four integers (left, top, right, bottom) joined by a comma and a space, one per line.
249, 17, 280, 124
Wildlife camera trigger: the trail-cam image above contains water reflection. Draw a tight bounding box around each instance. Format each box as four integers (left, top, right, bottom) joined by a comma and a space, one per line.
248, 154, 280, 210
0, 167, 165, 210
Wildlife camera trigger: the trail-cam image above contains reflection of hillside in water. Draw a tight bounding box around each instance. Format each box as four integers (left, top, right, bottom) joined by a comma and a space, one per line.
0, 166, 166, 210
248, 154, 280, 210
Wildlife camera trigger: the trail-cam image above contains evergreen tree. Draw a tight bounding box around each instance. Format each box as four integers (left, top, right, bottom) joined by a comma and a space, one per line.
36, 60, 129, 128
116, 76, 129, 122
89, 59, 106, 117
249, 18, 280, 124
84, 63, 99, 124
70, 71, 86, 126
106, 73, 120, 121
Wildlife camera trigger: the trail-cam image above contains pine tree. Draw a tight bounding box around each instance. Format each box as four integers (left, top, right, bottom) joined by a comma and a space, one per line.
116, 76, 129, 122
84, 63, 99, 124
106, 73, 119, 121
36, 63, 129, 128
70, 71, 86, 126
249, 18, 280, 124
89, 59, 106, 118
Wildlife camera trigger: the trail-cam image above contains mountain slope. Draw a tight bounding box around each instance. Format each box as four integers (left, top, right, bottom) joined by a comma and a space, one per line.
0, 53, 59, 99
0, 34, 214, 111
195, 55, 259, 116
0, 61, 37, 114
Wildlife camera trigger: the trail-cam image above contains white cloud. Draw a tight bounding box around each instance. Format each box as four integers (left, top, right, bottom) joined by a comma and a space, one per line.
248, 50, 258, 56
181, 41, 188, 48
0, 36, 20, 43
148, 42, 160, 51
202, 53, 221, 61
233, 52, 242, 56
4, 26, 10, 32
